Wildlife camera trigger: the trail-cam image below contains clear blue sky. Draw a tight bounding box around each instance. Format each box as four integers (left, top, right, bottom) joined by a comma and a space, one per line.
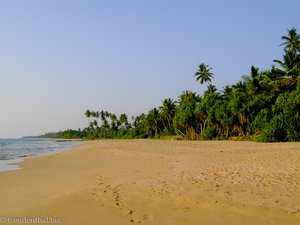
0, 0, 299, 138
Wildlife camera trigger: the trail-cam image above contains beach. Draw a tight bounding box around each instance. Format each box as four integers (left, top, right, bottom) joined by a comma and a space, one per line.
0, 140, 299, 225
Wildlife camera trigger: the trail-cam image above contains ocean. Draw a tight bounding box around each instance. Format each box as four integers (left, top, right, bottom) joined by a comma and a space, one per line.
0, 138, 81, 172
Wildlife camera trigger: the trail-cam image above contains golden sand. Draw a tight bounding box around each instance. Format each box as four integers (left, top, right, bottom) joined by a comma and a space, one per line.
0, 140, 299, 225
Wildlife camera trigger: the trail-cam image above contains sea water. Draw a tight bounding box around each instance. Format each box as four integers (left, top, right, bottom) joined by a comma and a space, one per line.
0, 138, 81, 172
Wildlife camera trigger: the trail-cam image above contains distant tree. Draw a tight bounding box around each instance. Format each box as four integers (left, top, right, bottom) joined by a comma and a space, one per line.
250, 66, 260, 88
174, 91, 200, 139
280, 27, 300, 53
119, 113, 130, 130
274, 50, 299, 79
132, 113, 149, 138
160, 98, 177, 134
221, 85, 233, 99
100, 110, 109, 129
146, 108, 161, 138
204, 84, 217, 95
194, 63, 213, 84
110, 113, 119, 131
85, 109, 91, 122
85, 109, 92, 137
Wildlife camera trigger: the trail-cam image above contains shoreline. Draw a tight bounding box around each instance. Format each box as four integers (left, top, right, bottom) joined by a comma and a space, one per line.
0, 140, 299, 225
0, 158, 24, 172
0, 139, 82, 173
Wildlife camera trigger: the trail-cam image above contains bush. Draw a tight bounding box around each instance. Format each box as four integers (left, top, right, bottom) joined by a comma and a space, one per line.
202, 127, 218, 140
257, 113, 299, 142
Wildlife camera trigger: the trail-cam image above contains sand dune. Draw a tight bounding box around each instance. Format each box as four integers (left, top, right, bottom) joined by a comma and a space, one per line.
0, 140, 300, 225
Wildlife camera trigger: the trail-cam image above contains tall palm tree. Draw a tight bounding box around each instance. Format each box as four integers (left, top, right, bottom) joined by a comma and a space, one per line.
194, 63, 213, 84
275, 27, 300, 84
100, 110, 109, 129
146, 108, 161, 137
280, 27, 300, 53
85, 109, 91, 123
119, 113, 129, 130
95, 111, 100, 123
274, 50, 300, 79
160, 98, 177, 132
259, 66, 284, 91
250, 66, 260, 88
90, 111, 97, 122
110, 113, 119, 131
85, 109, 92, 137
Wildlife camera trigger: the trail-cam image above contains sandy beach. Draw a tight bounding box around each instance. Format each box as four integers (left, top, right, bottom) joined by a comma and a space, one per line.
0, 140, 300, 225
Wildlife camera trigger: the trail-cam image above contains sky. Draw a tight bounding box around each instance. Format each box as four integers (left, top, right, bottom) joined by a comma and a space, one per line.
0, 0, 299, 138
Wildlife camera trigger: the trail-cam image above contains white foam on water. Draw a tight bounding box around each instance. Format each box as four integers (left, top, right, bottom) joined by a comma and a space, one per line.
0, 139, 81, 172
0, 158, 23, 172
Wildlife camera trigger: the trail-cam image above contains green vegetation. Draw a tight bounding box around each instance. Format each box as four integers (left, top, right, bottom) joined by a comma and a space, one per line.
42, 28, 300, 142
39, 129, 85, 139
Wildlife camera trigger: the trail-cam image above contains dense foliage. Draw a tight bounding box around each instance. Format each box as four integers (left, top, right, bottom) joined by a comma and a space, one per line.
39, 129, 85, 139
43, 28, 300, 142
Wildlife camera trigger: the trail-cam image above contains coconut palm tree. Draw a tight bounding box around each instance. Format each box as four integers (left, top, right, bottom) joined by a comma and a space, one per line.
250, 66, 260, 88
146, 108, 161, 137
100, 110, 109, 129
119, 113, 130, 130
205, 84, 217, 95
275, 28, 300, 83
179, 90, 199, 103
84, 110, 92, 137
280, 27, 300, 53
109, 113, 118, 131
221, 85, 233, 99
85, 109, 91, 122
160, 98, 177, 133
194, 63, 213, 84
274, 50, 300, 79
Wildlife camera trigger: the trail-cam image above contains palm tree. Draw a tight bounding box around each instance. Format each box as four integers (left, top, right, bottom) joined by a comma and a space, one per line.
85, 109, 91, 120
110, 113, 119, 131
160, 98, 177, 133
221, 85, 233, 99
85, 109, 92, 137
179, 90, 199, 103
175, 91, 200, 138
146, 108, 161, 137
275, 28, 300, 83
119, 113, 130, 130
280, 27, 300, 53
100, 110, 109, 129
194, 63, 213, 84
205, 84, 217, 95
95, 111, 100, 123
274, 50, 300, 79
133, 113, 148, 136
250, 66, 260, 88
233, 81, 246, 92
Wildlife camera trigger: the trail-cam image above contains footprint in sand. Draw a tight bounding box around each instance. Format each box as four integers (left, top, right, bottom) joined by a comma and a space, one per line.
111, 185, 127, 208
291, 210, 300, 215
129, 219, 141, 223
142, 214, 154, 220
90, 176, 107, 207
91, 188, 105, 207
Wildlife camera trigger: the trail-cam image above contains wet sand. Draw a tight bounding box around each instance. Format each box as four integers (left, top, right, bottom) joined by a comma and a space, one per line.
0, 140, 299, 225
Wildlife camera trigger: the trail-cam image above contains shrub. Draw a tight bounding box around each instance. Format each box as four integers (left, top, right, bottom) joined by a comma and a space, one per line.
202, 127, 218, 140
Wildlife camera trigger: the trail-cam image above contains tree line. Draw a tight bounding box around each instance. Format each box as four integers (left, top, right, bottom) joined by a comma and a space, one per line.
41, 28, 300, 142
